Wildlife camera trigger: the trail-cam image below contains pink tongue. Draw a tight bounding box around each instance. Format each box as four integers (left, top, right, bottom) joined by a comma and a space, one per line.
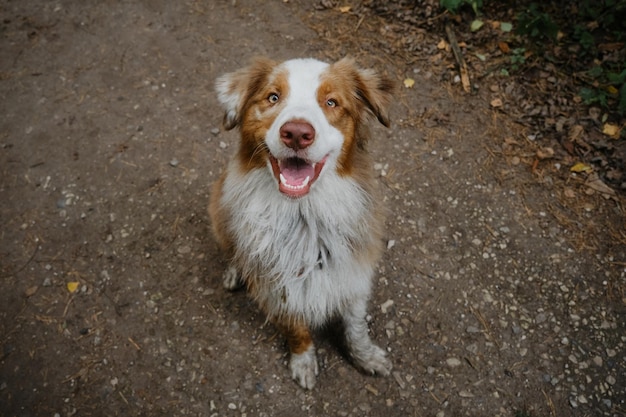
280, 158, 314, 185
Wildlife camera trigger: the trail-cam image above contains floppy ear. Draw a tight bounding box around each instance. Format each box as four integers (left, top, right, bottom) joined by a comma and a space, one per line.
215, 57, 276, 130
355, 66, 394, 128
333, 57, 394, 127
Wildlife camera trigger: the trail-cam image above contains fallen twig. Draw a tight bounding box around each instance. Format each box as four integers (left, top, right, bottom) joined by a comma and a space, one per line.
445, 22, 471, 93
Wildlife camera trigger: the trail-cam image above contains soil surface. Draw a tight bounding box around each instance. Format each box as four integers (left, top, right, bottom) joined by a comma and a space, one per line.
1, 1, 624, 417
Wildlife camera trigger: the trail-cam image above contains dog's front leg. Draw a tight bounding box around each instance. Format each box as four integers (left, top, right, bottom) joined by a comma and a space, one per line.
278, 319, 318, 389
343, 297, 392, 376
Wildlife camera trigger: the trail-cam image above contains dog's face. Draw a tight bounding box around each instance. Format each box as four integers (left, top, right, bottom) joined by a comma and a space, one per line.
216, 58, 393, 198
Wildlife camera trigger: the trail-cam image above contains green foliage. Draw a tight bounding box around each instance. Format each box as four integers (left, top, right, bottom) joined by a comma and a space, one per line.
511, 1, 625, 115
516, 3, 558, 40
577, 0, 626, 36
580, 87, 609, 107
581, 67, 626, 114
573, 25, 595, 53
510, 48, 526, 71
440, 0, 483, 15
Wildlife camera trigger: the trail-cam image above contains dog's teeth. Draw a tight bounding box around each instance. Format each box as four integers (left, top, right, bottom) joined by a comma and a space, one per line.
279, 174, 310, 190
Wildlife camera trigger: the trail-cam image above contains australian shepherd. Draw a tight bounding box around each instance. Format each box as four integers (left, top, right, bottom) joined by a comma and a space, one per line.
209, 57, 394, 389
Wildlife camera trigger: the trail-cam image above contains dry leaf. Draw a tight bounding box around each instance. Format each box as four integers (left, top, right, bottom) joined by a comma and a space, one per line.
602, 123, 620, 138
504, 137, 520, 146
490, 98, 503, 108
586, 173, 616, 197
536, 147, 554, 160
403, 78, 415, 89
498, 42, 510, 53
563, 188, 576, 198
67, 281, 80, 293
25, 285, 39, 297
570, 162, 592, 173
339, 6, 351, 13
437, 39, 448, 50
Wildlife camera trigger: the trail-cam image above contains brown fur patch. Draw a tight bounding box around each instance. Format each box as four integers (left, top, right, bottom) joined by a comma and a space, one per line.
236, 66, 290, 173
208, 173, 235, 257
276, 319, 313, 355
318, 58, 394, 177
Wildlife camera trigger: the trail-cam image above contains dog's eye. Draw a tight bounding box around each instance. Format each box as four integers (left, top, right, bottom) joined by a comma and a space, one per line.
268, 93, 280, 104
326, 99, 337, 108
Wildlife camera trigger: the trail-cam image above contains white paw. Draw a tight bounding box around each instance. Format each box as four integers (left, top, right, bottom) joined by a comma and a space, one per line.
289, 346, 319, 389
352, 343, 392, 376
222, 266, 243, 290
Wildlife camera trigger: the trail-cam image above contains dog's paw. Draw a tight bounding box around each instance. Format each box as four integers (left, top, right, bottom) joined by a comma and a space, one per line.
222, 266, 244, 290
352, 343, 392, 376
289, 346, 319, 389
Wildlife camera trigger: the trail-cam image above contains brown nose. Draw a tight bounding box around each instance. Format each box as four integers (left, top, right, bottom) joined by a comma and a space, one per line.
280, 121, 315, 150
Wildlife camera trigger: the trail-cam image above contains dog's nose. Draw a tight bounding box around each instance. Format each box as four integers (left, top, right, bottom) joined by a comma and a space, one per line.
280, 121, 315, 150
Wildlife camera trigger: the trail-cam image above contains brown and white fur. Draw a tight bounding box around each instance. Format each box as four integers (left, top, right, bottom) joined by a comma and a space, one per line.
209, 57, 394, 389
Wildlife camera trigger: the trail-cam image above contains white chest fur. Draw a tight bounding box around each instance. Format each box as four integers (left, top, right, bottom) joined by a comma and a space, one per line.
221, 162, 376, 325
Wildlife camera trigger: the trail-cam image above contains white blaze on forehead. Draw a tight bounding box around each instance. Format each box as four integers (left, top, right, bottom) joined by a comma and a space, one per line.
266, 58, 343, 165
282, 59, 328, 105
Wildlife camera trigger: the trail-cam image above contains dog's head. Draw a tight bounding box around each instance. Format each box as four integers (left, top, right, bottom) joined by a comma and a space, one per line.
216, 57, 393, 198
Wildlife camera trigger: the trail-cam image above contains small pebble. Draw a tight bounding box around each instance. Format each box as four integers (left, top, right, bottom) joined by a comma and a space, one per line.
380, 299, 394, 314
169, 159, 179, 167
446, 357, 461, 367
177, 246, 191, 254
466, 326, 480, 334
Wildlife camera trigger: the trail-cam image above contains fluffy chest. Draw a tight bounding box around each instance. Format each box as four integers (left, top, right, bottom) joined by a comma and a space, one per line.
220, 162, 379, 323
222, 165, 369, 277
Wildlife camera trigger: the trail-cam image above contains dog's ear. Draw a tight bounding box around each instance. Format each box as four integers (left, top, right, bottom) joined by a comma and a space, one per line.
356, 67, 394, 128
335, 58, 394, 128
215, 57, 277, 130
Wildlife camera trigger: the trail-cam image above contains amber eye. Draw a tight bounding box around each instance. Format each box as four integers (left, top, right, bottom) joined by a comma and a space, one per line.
326, 99, 337, 108
268, 93, 280, 104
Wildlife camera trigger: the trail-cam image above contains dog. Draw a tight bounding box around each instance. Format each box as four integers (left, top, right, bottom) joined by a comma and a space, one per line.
209, 57, 394, 389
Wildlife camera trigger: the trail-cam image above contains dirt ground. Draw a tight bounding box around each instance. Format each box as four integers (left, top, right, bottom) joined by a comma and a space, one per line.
1, 1, 624, 416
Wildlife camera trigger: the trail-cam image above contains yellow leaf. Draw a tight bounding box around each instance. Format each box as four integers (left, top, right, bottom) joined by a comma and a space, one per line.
602, 123, 620, 138
403, 78, 415, 88
67, 281, 80, 293
339, 6, 351, 13
570, 162, 592, 173
606, 85, 618, 95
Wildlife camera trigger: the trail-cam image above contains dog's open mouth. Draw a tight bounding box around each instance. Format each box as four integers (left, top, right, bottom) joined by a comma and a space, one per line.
269, 155, 327, 198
